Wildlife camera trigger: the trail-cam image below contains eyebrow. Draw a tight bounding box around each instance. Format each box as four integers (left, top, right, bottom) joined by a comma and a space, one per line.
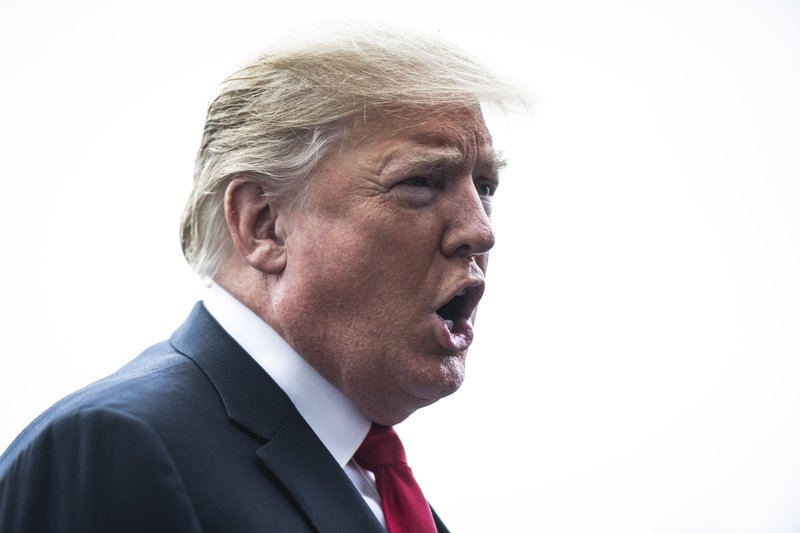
401, 147, 507, 175
484, 149, 508, 175
402, 150, 464, 170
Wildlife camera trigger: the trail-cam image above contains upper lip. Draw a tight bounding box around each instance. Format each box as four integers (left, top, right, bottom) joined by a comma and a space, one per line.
434, 277, 486, 321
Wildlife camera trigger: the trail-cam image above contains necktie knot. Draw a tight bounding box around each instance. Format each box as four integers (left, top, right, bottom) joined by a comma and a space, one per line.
354, 424, 407, 468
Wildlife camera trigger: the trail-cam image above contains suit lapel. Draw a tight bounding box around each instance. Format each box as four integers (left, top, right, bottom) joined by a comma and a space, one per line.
171, 303, 383, 532
257, 408, 383, 532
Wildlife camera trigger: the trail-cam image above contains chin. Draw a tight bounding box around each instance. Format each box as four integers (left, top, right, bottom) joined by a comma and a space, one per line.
405, 355, 466, 403
362, 368, 466, 426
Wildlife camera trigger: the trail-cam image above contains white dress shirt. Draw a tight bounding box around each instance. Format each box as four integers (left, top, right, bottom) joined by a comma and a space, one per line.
203, 283, 385, 526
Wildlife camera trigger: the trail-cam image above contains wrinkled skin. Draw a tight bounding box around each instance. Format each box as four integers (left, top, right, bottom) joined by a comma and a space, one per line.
226, 106, 502, 425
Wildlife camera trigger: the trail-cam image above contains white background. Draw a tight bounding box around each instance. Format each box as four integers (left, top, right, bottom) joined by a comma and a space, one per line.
1, 1, 799, 531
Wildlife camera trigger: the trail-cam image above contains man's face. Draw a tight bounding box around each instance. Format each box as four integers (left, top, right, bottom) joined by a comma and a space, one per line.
275, 107, 500, 424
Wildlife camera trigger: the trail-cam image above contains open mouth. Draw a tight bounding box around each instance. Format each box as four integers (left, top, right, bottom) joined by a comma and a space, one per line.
435, 283, 485, 334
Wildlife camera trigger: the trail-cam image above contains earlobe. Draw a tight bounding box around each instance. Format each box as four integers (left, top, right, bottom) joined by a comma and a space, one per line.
224, 178, 287, 274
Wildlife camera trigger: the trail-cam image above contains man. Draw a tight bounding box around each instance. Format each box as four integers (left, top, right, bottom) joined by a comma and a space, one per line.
0, 27, 521, 532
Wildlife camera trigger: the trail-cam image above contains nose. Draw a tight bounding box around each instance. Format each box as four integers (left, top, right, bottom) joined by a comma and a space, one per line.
441, 180, 496, 258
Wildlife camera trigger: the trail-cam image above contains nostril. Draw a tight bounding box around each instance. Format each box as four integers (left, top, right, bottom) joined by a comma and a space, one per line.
455, 226, 494, 257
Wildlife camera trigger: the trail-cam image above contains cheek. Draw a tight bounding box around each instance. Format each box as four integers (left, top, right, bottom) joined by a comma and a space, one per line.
327, 216, 439, 274
291, 228, 387, 311
288, 204, 445, 324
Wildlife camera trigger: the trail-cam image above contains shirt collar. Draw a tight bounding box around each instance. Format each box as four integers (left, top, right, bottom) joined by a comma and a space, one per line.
203, 282, 371, 467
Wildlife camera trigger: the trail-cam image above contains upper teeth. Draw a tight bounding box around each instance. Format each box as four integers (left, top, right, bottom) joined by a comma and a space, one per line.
455, 289, 466, 297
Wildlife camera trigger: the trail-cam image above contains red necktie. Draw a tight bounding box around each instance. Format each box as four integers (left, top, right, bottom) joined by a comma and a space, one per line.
354, 424, 437, 533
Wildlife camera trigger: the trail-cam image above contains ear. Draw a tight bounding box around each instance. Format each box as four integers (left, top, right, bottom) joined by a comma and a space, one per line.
224, 177, 287, 274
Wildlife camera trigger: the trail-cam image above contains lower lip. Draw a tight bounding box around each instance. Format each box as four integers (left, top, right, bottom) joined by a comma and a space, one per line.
433, 315, 474, 352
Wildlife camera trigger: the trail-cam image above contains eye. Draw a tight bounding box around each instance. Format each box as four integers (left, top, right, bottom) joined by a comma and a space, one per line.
393, 174, 438, 207
476, 182, 496, 197
401, 176, 433, 188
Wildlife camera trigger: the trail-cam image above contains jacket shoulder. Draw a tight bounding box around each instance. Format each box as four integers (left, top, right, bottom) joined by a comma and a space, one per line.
3, 339, 215, 460
0, 405, 204, 533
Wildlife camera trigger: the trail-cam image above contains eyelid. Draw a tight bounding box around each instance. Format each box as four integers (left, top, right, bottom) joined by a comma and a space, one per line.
475, 176, 499, 196
401, 175, 435, 187
399, 169, 442, 187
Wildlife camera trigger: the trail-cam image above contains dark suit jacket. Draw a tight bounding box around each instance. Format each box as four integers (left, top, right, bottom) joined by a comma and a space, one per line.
0, 303, 449, 532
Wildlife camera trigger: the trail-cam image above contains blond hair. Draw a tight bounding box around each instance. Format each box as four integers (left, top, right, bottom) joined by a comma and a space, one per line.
180, 26, 523, 277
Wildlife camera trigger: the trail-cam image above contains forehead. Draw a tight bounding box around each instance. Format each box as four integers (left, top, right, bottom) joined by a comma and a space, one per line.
345, 106, 496, 167
404, 107, 490, 143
